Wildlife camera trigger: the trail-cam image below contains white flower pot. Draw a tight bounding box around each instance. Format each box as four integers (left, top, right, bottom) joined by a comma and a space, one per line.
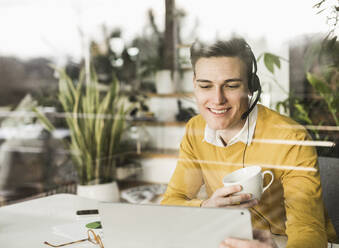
77, 181, 120, 202
155, 70, 174, 94
179, 70, 194, 93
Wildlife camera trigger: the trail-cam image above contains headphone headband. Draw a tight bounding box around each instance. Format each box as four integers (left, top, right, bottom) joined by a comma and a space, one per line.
241, 43, 261, 120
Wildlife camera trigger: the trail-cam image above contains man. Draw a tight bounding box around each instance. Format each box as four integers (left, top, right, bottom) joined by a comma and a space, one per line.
161, 37, 337, 247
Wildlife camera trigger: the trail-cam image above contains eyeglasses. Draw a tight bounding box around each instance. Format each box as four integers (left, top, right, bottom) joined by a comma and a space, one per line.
44, 229, 104, 248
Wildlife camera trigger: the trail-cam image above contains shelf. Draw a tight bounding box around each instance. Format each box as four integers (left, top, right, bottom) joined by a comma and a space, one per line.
120, 91, 193, 98
118, 180, 162, 191
129, 148, 179, 159
138, 148, 179, 159
180, 66, 193, 71
177, 43, 191, 48
132, 120, 187, 127
146, 92, 194, 98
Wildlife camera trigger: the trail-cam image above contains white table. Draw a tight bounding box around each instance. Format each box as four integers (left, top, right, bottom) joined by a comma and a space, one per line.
0, 194, 337, 248
0, 194, 99, 248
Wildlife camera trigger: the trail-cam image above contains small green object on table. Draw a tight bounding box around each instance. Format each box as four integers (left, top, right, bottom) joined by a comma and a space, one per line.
86, 221, 102, 229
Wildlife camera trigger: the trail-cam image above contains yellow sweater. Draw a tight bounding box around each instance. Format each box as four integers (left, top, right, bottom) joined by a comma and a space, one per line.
161, 105, 337, 248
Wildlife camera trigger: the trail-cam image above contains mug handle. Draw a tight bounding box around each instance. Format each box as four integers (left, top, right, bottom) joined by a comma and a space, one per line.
262, 170, 274, 193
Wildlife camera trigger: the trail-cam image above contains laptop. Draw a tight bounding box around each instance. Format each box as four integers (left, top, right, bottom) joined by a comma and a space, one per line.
99, 202, 252, 248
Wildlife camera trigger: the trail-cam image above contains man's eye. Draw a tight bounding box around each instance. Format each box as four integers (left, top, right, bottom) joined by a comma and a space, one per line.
199, 85, 211, 89
226, 84, 240, 89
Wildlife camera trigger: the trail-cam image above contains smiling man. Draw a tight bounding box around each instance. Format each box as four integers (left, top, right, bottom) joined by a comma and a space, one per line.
161, 37, 337, 247
194, 56, 249, 145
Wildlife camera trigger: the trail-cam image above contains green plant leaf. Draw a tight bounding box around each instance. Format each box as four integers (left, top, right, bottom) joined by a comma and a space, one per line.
32, 107, 56, 132
263, 53, 281, 74
307, 72, 339, 125
306, 73, 332, 97
294, 103, 312, 124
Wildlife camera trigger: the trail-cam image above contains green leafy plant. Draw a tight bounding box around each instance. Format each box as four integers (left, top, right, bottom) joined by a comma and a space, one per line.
306, 0, 339, 126
304, 36, 339, 126
260, 37, 338, 157
257, 1, 338, 157
258, 52, 282, 74
259, 52, 321, 139
258, 52, 289, 95
34, 67, 128, 185
307, 72, 338, 125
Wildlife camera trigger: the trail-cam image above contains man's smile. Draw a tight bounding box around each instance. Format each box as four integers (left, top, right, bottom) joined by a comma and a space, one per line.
208, 107, 232, 115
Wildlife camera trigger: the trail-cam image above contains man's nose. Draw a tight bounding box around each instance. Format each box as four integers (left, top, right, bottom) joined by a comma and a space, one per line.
214, 87, 226, 104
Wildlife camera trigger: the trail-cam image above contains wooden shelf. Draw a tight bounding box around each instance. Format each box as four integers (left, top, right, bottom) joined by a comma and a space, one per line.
177, 43, 191, 49
129, 148, 179, 159
120, 91, 193, 98
180, 66, 193, 71
132, 120, 187, 127
139, 148, 179, 158
146, 92, 193, 98
118, 180, 161, 191
115, 148, 180, 159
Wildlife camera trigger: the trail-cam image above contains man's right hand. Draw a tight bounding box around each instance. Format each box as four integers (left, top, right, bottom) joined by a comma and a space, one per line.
219, 229, 278, 248
201, 185, 258, 208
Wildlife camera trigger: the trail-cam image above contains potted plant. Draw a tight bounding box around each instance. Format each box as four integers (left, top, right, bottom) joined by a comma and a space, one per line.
138, 5, 176, 94
34, 67, 128, 202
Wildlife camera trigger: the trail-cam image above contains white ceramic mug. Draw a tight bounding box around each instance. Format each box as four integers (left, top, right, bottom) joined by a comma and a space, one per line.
223, 166, 274, 200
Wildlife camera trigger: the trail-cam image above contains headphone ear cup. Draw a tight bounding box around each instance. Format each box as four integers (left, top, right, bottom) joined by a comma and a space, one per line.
249, 74, 260, 93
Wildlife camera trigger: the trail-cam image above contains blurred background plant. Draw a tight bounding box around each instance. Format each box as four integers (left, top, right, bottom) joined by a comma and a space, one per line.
258, 0, 338, 157
34, 67, 129, 185
134, 4, 198, 87
260, 40, 338, 156
304, 37, 338, 126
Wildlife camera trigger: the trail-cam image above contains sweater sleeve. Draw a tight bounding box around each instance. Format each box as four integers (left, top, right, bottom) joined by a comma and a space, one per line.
161, 123, 204, 207
281, 131, 327, 248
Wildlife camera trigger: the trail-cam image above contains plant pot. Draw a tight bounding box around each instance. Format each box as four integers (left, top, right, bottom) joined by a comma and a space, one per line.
179, 70, 194, 93
155, 70, 174, 94
77, 181, 120, 202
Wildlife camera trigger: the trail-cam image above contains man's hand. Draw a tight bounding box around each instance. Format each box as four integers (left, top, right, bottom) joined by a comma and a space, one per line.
201, 185, 258, 208
219, 229, 278, 248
